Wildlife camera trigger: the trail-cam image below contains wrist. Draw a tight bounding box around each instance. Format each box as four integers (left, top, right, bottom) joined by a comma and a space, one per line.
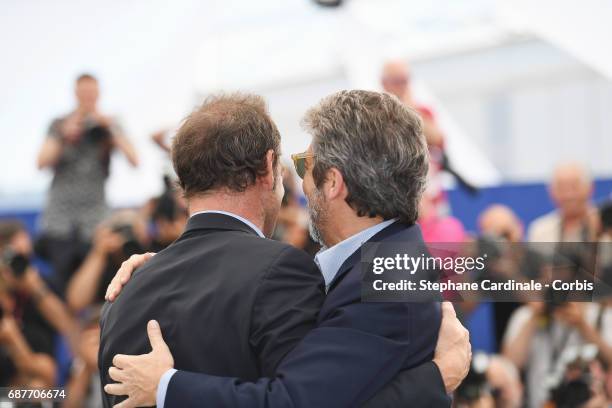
92, 245, 108, 257
432, 357, 452, 393
156, 368, 178, 407
2, 323, 21, 345
431, 359, 451, 394
22, 273, 44, 295
31, 285, 50, 305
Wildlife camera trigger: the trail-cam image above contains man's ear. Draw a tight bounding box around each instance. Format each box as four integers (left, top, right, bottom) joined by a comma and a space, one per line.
261, 150, 276, 190
324, 168, 347, 201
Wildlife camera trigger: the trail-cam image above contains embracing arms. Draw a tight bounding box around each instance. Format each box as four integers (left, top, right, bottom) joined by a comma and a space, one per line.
103, 254, 470, 408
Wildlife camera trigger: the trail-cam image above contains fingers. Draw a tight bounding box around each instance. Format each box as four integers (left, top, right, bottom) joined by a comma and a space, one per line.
441, 301, 456, 319
117, 255, 140, 284
105, 280, 119, 302
121, 253, 154, 284
112, 354, 128, 369
147, 320, 169, 353
106, 273, 124, 302
108, 366, 127, 382
113, 398, 137, 408
462, 324, 472, 376
466, 328, 472, 359
104, 382, 128, 396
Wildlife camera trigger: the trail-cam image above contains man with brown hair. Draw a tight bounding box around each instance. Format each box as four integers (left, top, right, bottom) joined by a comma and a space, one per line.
100, 91, 470, 408
98, 93, 325, 408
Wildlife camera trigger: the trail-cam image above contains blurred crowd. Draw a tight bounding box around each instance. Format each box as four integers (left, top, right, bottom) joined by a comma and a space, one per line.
1, 64, 611, 408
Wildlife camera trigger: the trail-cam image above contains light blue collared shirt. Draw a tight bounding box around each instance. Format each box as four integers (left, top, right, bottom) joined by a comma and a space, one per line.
314, 218, 397, 291
156, 216, 396, 407
156, 210, 264, 408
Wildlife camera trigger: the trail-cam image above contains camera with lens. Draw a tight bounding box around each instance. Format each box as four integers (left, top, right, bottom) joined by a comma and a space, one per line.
82, 116, 111, 145
111, 224, 143, 258
152, 176, 181, 223
552, 239, 595, 280
547, 240, 595, 309
1, 248, 30, 279
544, 284, 572, 316
455, 352, 493, 405
548, 345, 600, 408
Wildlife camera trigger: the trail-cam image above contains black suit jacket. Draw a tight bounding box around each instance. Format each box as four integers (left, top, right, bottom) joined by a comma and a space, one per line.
98, 213, 324, 408
162, 221, 449, 407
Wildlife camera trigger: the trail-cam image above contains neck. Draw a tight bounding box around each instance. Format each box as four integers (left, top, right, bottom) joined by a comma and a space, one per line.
561, 206, 590, 229
401, 91, 413, 106
76, 105, 95, 115
324, 212, 385, 247
188, 189, 265, 234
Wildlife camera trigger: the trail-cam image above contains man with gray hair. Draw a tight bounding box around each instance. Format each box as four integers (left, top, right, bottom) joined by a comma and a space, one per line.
528, 162, 599, 243
103, 90, 470, 407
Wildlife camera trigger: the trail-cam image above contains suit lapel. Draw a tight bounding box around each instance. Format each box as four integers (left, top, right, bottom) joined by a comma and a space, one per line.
327, 221, 417, 293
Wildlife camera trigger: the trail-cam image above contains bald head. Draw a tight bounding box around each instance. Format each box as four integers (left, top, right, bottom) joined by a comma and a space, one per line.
382, 60, 409, 77
549, 162, 593, 219
479, 204, 523, 242
381, 59, 411, 100
552, 162, 591, 186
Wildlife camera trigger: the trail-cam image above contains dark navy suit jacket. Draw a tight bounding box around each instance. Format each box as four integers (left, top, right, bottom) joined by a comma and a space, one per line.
165, 221, 443, 407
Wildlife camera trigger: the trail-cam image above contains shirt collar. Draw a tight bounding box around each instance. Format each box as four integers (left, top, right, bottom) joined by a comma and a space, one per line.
190, 210, 265, 238
315, 218, 397, 290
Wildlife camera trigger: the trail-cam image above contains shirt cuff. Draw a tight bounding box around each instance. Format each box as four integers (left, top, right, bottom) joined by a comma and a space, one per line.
156, 368, 178, 408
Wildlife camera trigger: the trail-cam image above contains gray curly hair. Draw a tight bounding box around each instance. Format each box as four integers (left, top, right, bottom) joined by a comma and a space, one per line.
302, 90, 429, 224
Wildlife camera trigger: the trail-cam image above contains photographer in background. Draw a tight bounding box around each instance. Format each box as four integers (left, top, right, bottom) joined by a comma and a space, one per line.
504, 182, 612, 407
0, 296, 56, 388
528, 162, 600, 245
454, 352, 522, 408
503, 301, 612, 407
0, 220, 81, 357
36, 73, 139, 296
64, 312, 104, 408
66, 210, 149, 314
381, 60, 449, 216
600, 199, 612, 242
0, 220, 87, 391
148, 176, 188, 252
547, 345, 611, 408
0, 226, 55, 389
596, 200, 612, 299
271, 164, 319, 255
476, 205, 547, 349
0, 221, 54, 363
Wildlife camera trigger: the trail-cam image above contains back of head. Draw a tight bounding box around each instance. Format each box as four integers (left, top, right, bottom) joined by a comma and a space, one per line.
172, 93, 281, 199
302, 89, 428, 224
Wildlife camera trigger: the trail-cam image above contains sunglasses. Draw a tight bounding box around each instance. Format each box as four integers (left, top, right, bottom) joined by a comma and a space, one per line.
290, 152, 314, 179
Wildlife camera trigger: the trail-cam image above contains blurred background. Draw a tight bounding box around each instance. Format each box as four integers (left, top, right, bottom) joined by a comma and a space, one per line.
1, 0, 612, 407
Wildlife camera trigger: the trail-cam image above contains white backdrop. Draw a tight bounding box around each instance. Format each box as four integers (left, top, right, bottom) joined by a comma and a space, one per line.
1, 0, 609, 209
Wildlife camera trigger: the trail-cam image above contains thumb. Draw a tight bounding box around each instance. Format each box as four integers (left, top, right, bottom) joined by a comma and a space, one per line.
147, 320, 169, 353
441, 301, 456, 319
